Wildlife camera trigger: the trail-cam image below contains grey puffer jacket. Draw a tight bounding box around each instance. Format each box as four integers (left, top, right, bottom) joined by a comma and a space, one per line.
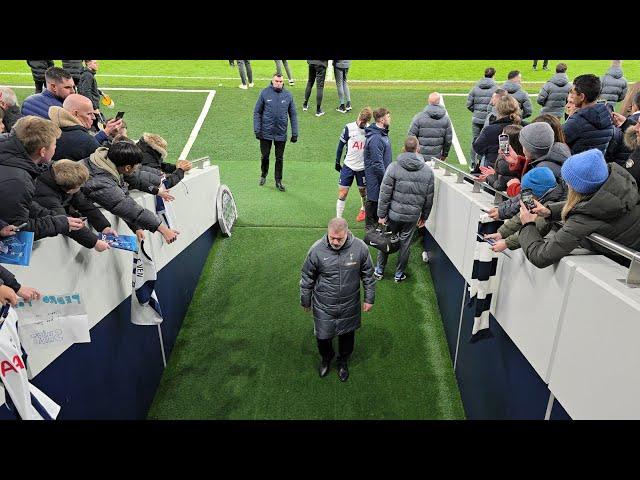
467, 78, 497, 125
80, 147, 161, 233
300, 232, 375, 340
519, 163, 640, 268
408, 104, 453, 158
600, 67, 628, 105
377, 152, 434, 223
503, 80, 532, 119
537, 73, 572, 117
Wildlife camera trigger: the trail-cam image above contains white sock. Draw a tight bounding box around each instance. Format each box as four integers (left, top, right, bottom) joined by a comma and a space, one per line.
359, 193, 366, 209
336, 199, 346, 218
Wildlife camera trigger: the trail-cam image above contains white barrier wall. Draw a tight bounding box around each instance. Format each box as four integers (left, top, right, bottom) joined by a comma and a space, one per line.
427, 166, 640, 419
4, 165, 220, 378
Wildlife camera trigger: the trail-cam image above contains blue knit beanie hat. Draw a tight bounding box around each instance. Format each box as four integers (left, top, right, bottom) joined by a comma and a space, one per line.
560, 149, 609, 194
521, 167, 557, 198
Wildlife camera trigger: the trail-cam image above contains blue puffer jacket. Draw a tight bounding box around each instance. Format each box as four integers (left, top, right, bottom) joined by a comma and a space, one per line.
21, 90, 62, 119
563, 103, 614, 154
253, 84, 298, 142
363, 124, 392, 202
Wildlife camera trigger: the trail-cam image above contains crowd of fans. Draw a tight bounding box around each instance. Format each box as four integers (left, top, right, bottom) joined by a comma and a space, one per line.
0, 61, 188, 308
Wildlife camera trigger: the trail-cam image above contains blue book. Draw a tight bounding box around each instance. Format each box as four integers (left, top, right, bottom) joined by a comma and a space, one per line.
99, 234, 138, 253
0, 231, 34, 266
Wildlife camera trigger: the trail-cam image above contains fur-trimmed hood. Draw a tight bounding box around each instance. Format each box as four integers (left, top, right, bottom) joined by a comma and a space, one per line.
48, 106, 83, 128
624, 125, 639, 151
138, 133, 167, 160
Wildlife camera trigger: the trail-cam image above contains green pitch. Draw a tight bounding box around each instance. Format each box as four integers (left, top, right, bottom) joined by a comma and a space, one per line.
2, 59, 634, 419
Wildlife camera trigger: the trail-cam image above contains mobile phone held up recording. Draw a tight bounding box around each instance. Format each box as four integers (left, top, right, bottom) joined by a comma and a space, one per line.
520, 188, 537, 212
498, 133, 510, 155
115, 111, 125, 121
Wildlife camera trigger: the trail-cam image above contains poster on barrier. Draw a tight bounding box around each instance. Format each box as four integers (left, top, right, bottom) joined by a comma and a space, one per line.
0, 231, 34, 266
14, 293, 91, 357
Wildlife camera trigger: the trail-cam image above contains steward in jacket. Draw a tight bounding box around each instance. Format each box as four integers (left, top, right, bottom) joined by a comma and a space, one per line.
33, 161, 112, 249
363, 122, 392, 202
253, 82, 298, 142
300, 227, 375, 340
600, 64, 628, 106
467, 75, 497, 126
408, 99, 452, 159
537, 70, 572, 117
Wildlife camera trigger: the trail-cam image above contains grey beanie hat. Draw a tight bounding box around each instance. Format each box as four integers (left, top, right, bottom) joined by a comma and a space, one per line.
519, 122, 555, 158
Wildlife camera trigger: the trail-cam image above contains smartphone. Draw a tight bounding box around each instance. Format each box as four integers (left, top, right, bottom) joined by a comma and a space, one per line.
14, 222, 28, 231
115, 111, 125, 121
498, 133, 510, 155
485, 237, 496, 246
521, 188, 537, 212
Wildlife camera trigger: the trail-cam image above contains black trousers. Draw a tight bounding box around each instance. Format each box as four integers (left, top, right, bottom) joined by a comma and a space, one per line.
533, 60, 548, 68
260, 138, 286, 181
376, 219, 417, 276
34, 80, 44, 93
303, 64, 327, 110
365, 200, 378, 229
316, 331, 355, 364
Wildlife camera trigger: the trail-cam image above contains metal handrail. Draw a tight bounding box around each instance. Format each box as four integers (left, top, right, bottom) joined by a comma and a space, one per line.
185, 156, 210, 171
429, 157, 640, 286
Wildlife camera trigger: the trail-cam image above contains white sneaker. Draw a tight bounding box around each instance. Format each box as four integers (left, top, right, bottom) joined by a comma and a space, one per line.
422, 251, 430, 263
248, 82, 254, 88
239, 84, 248, 90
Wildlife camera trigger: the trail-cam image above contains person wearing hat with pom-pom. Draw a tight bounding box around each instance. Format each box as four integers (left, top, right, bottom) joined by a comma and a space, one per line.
518, 148, 640, 268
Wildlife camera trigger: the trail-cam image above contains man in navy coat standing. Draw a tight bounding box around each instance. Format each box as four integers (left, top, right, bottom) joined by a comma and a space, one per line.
253, 73, 298, 192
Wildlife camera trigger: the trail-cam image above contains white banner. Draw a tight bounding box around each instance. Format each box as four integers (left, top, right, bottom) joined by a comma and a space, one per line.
131, 241, 164, 326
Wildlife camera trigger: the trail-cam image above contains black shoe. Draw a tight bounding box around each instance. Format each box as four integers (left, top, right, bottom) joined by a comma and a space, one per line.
394, 272, 407, 283
302, 102, 308, 111
345, 102, 352, 111
542, 66, 549, 71
319, 358, 331, 377
315, 110, 325, 117
336, 104, 346, 113
276, 181, 286, 192
338, 363, 349, 382
259, 177, 266, 186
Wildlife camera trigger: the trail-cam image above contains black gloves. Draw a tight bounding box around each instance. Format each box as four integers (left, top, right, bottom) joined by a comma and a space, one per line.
335, 161, 342, 173
255, 132, 261, 140
291, 135, 298, 143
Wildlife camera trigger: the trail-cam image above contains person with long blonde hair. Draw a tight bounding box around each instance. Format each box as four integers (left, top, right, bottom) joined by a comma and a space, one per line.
518, 148, 640, 268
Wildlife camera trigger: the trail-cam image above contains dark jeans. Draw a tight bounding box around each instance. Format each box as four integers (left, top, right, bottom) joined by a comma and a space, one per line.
303, 64, 327, 110
317, 331, 355, 365
260, 138, 286, 181
365, 200, 378, 229
376, 219, 417, 276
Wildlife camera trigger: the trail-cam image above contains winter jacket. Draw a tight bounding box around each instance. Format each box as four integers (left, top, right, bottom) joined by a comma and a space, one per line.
138, 135, 185, 189
600, 67, 628, 105
0, 265, 20, 292
486, 155, 521, 192
62, 61, 84, 83
3, 105, 23, 132
0, 134, 69, 239
253, 84, 298, 142
502, 80, 532, 119
80, 147, 161, 233
300, 232, 375, 340
333, 60, 351, 69
377, 152, 434, 223
122, 167, 162, 195
408, 104, 453, 158
33, 164, 111, 248
21, 89, 62, 119
623, 148, 640, 187
537, 73, 571, 117
528, 141, 571, 180
563, 103, 614, 154
519, 163, 640, 268
77, 67, 100, 110
363, 124, 392, 202
467, 78, 497, 125
26, 60, 54, 82
48, 106, 100, 161
472, 116, 516, 168
498, 182, 566, 249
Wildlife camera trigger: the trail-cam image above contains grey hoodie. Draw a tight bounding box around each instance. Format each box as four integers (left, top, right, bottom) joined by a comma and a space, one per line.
467, 77, 497, 125
408, 104, 453, 158
600, 67, 628, 105
377, 152, 435, 223
537, 73, 572, 117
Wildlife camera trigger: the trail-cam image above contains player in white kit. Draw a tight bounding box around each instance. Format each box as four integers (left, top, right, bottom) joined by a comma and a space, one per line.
335, 107, 373, 222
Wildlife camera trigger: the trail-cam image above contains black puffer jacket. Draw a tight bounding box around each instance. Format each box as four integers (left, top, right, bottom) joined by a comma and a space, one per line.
26, 60, 54, 82
519, 163, 640, 268
77, 67, 100, 110
62, 61, 84, 84
33, 164, 111, 248
467, 78, 497, 125
502, 80, 532, 119
300, 232, 375, 340
472, 116, 517, 168
138, 136, 185, 189
3, 105, 23, 132
408, 104, 453, 158
600, 67, 628, 105
377, 152, 434, 223
0, 134, 68, 239
537, 73, 571, 117
0, 265, 20, 292
563, 103, 614, 154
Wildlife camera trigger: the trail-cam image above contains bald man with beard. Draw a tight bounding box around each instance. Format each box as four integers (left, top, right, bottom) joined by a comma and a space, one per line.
408, 91, 453, 161
48, 94, 123, 161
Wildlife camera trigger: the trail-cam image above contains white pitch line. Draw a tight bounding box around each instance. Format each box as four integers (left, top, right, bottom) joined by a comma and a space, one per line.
439, 97, 467, 166
0, 84, 212, 93
179, 90, 216, 161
